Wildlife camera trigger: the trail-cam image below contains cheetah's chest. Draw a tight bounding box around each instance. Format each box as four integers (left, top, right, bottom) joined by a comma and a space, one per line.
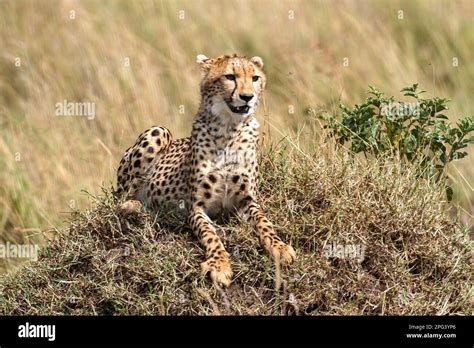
197, 143, 257, 217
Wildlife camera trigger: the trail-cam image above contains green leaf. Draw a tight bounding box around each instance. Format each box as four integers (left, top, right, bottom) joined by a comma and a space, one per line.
445, 186, 454, 202
451, 151, 468, 160
403, 134, 417, 153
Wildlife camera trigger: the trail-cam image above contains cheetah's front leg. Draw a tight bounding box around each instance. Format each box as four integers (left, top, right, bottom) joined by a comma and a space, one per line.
189, 205, 233, 287
242, 197, 296, 265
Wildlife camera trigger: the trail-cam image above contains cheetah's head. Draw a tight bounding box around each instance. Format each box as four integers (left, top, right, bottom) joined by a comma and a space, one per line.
196, 54, 266, 118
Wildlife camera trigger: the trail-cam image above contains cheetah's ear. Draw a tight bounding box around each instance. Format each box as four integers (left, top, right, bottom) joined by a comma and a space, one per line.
196, 54, 214, 72
250, 56, 264, 69
196, 54, 209, 64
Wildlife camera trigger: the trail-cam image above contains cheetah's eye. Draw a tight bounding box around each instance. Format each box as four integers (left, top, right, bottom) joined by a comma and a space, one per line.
224, 74, 236, 81
252, 76, 260, 82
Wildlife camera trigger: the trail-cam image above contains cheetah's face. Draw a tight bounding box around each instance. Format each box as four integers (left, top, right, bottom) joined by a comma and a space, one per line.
197, 54, 266, 118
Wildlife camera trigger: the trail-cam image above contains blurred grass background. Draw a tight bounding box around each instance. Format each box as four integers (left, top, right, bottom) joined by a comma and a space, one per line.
0, 0, 473, 272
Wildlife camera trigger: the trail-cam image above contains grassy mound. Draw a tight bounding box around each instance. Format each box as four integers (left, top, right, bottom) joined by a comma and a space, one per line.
0, 147, 472, 315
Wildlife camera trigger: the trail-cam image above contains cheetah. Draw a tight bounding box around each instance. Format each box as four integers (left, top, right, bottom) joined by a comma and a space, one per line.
116, 54, 296, 287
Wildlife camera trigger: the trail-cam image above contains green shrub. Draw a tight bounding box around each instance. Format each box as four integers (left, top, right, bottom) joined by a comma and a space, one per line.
318, 84, 474, 200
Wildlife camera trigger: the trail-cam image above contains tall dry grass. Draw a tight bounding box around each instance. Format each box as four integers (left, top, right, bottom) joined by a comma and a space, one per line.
0, 0, 473, 272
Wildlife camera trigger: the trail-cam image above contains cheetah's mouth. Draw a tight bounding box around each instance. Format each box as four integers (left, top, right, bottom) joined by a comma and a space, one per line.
226, 102, 250, 115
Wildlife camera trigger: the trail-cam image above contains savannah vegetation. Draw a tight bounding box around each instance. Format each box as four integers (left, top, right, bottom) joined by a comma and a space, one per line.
0, 0, 472, 314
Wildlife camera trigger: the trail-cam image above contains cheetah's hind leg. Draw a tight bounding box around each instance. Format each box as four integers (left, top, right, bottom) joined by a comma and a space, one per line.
115, 126, 173, 216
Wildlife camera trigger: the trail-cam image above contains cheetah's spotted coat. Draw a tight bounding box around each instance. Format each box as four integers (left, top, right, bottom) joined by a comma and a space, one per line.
116, 54, 296, 287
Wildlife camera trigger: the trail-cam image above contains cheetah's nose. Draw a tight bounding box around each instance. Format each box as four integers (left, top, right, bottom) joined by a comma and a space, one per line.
239, 93, 254, 102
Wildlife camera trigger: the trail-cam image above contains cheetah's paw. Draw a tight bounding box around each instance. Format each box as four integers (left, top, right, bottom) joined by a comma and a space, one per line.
200, 257, 233, 287
117, 200, 143, 216
267, 241, 296, 265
